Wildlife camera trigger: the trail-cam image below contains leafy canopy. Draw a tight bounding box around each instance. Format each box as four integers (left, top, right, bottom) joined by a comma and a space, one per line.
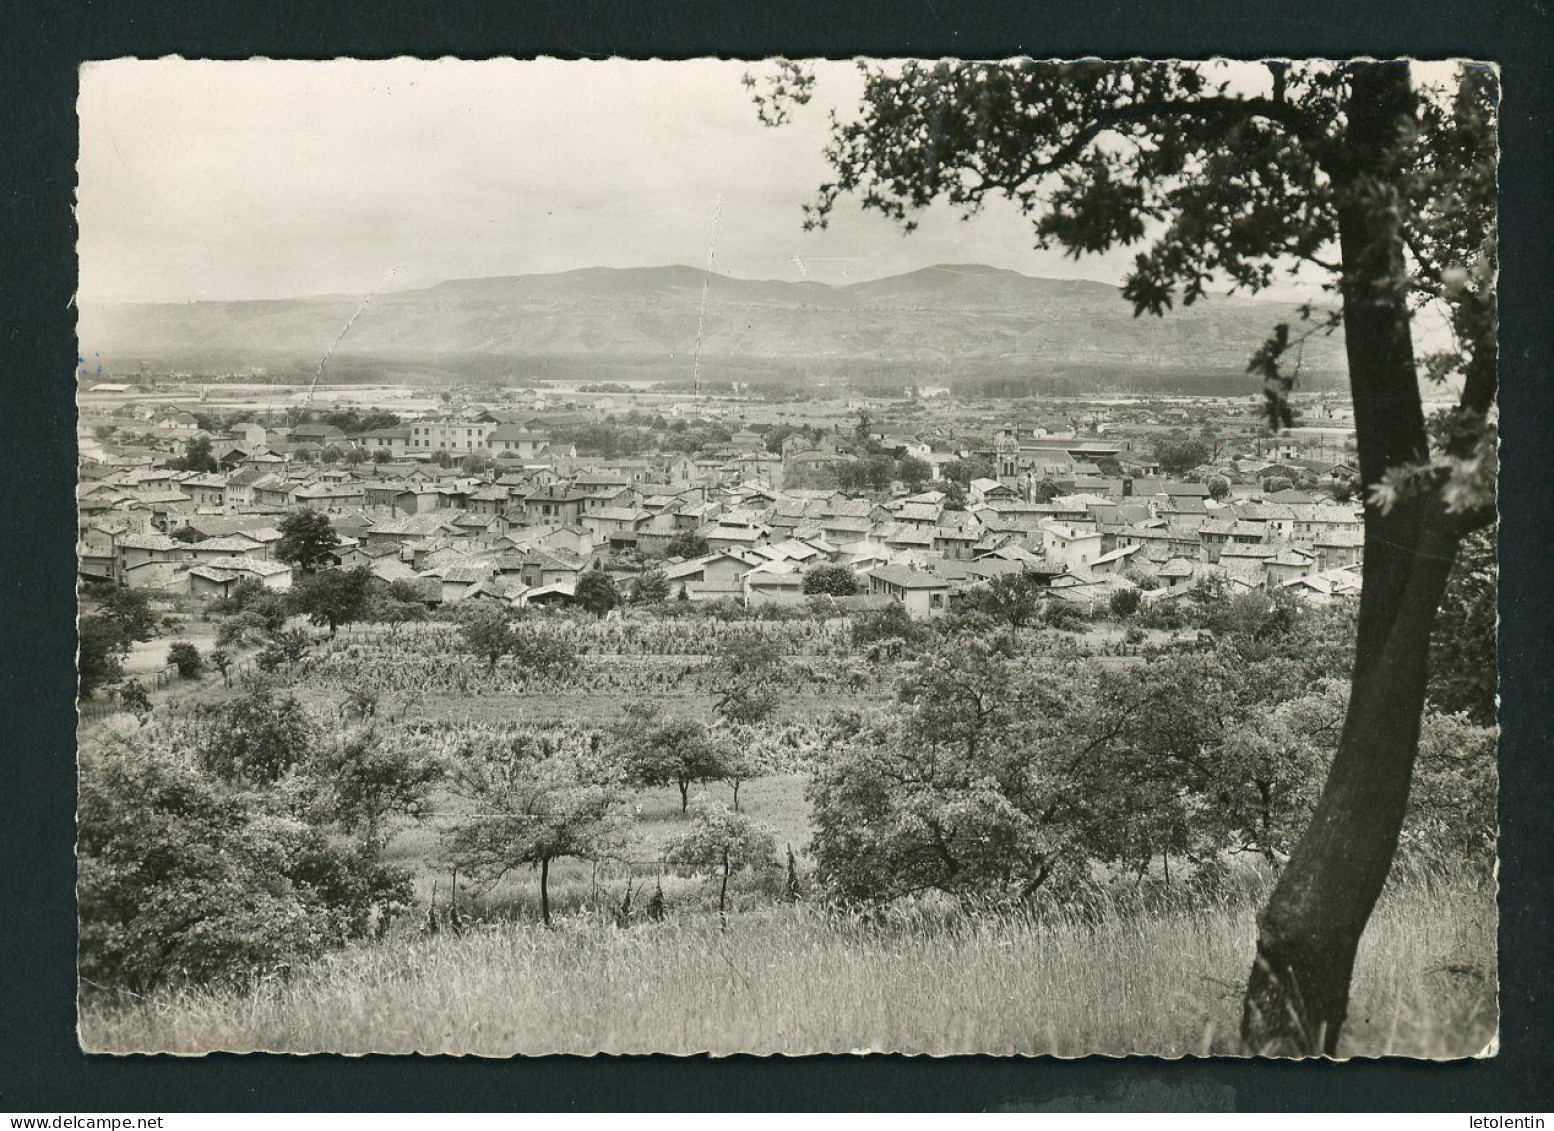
751, 59, 1497, 515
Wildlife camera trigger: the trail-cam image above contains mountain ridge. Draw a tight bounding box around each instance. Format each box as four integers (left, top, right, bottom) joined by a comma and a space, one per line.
77, 263, 1346, 379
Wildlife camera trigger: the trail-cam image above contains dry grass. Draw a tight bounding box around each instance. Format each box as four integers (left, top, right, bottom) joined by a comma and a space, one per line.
79, 866, 1495, 1059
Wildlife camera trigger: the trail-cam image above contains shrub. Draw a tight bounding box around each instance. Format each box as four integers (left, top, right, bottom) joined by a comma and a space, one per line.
197, 688, 313, 785
630, 568, 671, 605
574, 571, 620, 618
78, 614, 127, 699
1043, 601, 1088, 631
850, 602, 924, 654
802, 564, 860, 597
78, 740, 410, 994
118, 679, 151, 715
1108, 588, 1141, 618
167, 640, 203, 678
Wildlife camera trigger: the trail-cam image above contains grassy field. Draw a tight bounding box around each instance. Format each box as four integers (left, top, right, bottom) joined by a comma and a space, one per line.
78, 865, 1496, 1058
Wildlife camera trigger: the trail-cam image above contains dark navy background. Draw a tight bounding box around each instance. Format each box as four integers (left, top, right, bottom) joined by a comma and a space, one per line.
1, 0, 1549, 1110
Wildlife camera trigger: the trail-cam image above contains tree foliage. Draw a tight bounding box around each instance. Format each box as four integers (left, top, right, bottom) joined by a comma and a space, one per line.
197, 688, 314, 786
1427, 525, 1496, 725
630, 567, 671, 605
574, 570, 620, 618
958, 571, 1044, 628
310, 725, 442, 856
458, 606, 516, 671
1153, 434, 1212, 477
618, 704, 728, 814
665, 530, 710, 560
289, 567, 374, 634
275, 509, 340, 574
78, 614, 127, 699
167, 640, 203, 678
663, 796, 777, 922
444, 730, 629, 925
98, 587, 157, 645
802, 564, 860, 596
79, 736, 410, 994
171, 435, 217, 473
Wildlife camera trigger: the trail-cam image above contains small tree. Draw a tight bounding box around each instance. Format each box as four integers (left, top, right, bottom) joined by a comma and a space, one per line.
663, 796, 777, 927
621, 710, 727, 815
802, 564, 860, 597
255, 626, 312, 673
173, 435, 218, 473
1108, 587, 1142, 618
117, 678, 151, 716
850, 602, 926, 656
630, 568, 671, 605
509, 625, 579, 678
78, 614, 127, 699
311, 726, 442, 857
275, 509, 340, 575
961, 571, 1043, 629
1206, 474, 1232, 501
198, 688, 313, 785
98, 587, 157, 645
458, 606, 515, 671
369, 593, 428, 635
895, 455, 931, 491
167, 640, 203, 678
445, 734, 629, 926
1152, 434, 1212, 477
665, 530, 709, 560
290, 566, 374, 635
209, 648, 233, 686
574, 570, 619, 618
213, 578, 290, 632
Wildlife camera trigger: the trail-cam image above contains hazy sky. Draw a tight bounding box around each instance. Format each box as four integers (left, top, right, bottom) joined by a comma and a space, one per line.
78, 59, 1443, 305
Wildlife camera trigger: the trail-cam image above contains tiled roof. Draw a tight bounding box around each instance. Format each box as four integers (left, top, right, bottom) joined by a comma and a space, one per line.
868, 566, 950, 590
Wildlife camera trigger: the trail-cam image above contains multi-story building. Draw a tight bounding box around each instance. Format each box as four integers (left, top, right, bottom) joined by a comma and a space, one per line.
407, 418, 499, 454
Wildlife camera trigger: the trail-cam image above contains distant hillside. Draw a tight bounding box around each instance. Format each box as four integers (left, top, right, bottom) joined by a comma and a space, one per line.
77, 263, 1347, 392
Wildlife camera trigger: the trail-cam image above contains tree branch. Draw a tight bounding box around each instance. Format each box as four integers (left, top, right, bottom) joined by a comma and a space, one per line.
1022, 96, 1321, 180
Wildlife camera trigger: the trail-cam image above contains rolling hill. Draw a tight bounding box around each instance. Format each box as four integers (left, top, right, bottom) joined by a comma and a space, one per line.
76, 264, 1347, 390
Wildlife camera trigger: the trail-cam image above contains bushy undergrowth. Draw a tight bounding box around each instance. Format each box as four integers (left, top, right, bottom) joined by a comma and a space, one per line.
78, 734, 411, 996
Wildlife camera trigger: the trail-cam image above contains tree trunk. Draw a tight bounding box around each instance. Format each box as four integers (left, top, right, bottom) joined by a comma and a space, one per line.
1241, 62, 1463, 1056
539, 856, 551, 927
718, 846, 730, 931
732, 778, 742, 813
678, 780, 689, 815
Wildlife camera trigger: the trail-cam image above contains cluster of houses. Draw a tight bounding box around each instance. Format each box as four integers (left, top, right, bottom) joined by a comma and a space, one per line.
77, 410, 1367, 617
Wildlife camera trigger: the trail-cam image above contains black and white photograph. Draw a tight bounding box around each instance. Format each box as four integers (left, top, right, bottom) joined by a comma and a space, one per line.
71, 56, 1499, 1059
